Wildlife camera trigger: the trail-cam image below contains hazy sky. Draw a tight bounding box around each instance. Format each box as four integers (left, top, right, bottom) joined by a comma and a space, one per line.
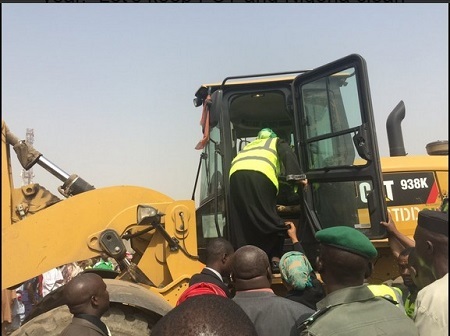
2, 4, 448, 202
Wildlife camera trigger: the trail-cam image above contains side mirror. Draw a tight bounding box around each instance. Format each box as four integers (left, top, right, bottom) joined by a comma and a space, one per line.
193, 97, 203, 107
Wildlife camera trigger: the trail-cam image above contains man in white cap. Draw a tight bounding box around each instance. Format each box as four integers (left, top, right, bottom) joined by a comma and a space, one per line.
412, 209, 448, 335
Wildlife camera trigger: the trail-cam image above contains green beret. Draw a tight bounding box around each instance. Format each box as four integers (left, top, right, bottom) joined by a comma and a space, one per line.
418, 209, 448, 237
315, 226, 378, 259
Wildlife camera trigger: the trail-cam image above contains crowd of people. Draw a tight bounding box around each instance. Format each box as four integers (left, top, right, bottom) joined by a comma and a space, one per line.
154, 208, 447, 336
1, 252, 125, 335
2, 267, 64, 335
2, 210, 446, 336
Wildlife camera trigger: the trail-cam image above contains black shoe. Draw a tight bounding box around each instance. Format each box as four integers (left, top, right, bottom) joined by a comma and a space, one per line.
271, 260, 280, 274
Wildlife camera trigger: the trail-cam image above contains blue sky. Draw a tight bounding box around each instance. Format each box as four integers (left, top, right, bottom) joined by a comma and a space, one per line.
2, 4, 448, 202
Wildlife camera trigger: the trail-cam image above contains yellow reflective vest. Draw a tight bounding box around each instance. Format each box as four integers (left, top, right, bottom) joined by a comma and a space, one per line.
367, 284, 404, 309
230, 137, 280, 191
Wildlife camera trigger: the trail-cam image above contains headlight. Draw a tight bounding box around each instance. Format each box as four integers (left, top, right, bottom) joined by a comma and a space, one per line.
137, 205, 159, 225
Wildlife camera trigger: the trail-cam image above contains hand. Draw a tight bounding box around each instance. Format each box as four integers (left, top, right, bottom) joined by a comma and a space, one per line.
285, 221, 298, 243
380, 212, 397, 233
298, 178, 308, 186
297, 179, 308, 191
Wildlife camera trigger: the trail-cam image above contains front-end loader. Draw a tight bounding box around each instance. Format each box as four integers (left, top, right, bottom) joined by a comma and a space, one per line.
4, 53, 446, 335
3, 54, 389, 334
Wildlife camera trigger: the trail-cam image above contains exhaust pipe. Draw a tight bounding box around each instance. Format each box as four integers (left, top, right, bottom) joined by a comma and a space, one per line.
386, 100, 407, 157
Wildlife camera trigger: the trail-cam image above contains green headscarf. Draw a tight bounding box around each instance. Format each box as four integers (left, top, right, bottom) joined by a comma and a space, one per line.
257, 128, 277, 139
280, 251, 313, 290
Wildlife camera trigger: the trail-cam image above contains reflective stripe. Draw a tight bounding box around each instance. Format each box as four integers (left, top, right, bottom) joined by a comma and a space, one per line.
231, 155, 277, 173
230, 138, 280, 190
239, 138, 277, 156
367, 284, 404, 309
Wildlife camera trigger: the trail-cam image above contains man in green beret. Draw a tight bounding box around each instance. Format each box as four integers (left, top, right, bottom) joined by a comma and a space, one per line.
296, 226, 418, 336
412, 209, 448, 335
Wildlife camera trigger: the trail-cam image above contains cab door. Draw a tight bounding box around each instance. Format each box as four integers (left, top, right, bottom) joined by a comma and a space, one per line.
292, 54, 387, 239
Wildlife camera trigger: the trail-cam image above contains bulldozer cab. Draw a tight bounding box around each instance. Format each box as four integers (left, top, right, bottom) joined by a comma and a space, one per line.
193, 54, 387, 262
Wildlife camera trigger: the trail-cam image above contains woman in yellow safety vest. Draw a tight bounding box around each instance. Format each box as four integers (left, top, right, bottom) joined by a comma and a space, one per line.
229, 128, 307, 273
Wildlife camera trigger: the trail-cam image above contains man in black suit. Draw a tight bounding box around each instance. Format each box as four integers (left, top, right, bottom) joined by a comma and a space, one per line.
60, 273, 110, 336
189, 238, 235, 297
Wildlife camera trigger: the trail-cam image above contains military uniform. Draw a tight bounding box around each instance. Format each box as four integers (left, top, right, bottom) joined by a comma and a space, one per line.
295, 226, 419, 336
296, 285, 418, 336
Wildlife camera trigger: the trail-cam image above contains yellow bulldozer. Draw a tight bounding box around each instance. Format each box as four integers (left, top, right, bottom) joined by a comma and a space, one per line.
2, 54, 447, 334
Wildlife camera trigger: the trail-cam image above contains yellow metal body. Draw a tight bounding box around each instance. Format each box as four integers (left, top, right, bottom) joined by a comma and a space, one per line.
1, 122, 203, 310
380, 155, 448, 235
370, 154, 448, 283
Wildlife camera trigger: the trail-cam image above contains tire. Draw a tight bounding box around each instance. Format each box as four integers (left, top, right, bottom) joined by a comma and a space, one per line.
103, 304, 160, 336
10, 303, 161, 336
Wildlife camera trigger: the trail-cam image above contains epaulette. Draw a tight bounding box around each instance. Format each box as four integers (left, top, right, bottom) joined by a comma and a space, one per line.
296, 305, 331, 333
380, 295, 399, 306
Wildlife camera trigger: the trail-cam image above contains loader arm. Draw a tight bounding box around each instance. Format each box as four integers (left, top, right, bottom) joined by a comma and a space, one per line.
1, 186, 203, 290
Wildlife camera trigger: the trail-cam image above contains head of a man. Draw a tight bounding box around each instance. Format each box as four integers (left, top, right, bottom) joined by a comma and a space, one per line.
205, 238, 235, 278
413, 210, 448, 281
398, 247, 415, 289
176, 282, 227, 306
314, 226, 377, 293
152, 295, 258, 336
407, 248, 435, 291
231, 245, 271, 291
64, 273, 110, 318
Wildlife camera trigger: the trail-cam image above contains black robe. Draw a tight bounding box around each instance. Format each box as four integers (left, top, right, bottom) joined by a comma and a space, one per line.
229, 139, 303, 259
